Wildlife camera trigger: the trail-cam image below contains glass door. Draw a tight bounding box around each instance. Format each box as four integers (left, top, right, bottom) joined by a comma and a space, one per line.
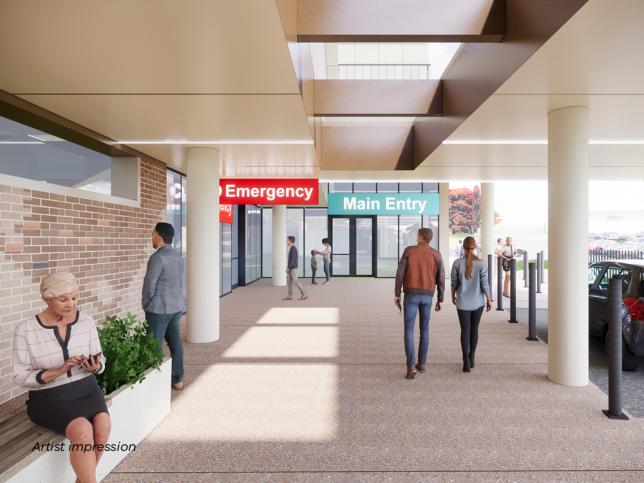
330, 216, 375, 276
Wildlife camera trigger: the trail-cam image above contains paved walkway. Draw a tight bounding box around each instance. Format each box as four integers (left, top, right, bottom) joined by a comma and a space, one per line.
106, 279, 644, 482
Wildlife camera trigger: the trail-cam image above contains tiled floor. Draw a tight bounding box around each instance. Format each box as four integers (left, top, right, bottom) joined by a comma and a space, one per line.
105, 279, 644, 482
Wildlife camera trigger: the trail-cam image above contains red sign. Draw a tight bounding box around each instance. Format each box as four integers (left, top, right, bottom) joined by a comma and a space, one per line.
219, 204, 233, 224
219, 178, 318, 205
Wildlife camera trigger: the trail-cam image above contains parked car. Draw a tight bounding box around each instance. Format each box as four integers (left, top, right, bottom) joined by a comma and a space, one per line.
588, 260, 644, 370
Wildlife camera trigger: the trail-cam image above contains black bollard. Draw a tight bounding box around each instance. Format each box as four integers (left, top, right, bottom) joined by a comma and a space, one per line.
496, 255, 504, 311
527, 263, 538, 341
540, 250, 545, 284
509, 259, 518, 323
603, 277, 629, 420
488, 254, 493, 299
536, 252, 542, 294
523, 250, 528, 288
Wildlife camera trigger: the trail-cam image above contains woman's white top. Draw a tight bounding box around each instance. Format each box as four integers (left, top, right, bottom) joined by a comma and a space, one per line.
13, 311, 105, 390
321, 244, 332, 260
501, 244, 514, 258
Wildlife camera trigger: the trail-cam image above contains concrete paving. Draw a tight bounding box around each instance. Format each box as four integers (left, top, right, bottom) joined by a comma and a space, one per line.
106, 278, 644, 482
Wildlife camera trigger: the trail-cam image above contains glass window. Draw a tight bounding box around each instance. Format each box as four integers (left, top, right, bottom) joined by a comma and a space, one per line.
399, 216, 421, 255
377, 182, 398, 193
304, 208, 328, 279
329, 182, 353, 193
262, 208, 272, 277
331, 218, 350, 276
597, 266, 630, 294
221, 223, 232, 296
588, 264, 606, 286
166, 170, 184, 253
0, 116, 115, 196
399, 182, 422, 193
423, 215, 439, 250
287, 208, 305, 271
353, 182, 377, 193
423, 182, 439, 193
377, 216, 398, 276
232, 205, 239, 258
356, 218, 373, 275
245, 206, 262, 284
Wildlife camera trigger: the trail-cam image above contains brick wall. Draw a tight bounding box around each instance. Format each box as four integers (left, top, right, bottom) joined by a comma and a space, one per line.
0, 158, 167, 404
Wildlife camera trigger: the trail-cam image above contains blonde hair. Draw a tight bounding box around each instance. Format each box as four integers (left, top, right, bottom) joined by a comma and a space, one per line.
40, 272, 79, 300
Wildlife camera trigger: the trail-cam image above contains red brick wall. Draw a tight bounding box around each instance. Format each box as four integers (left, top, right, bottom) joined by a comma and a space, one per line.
0, 158, 167, 403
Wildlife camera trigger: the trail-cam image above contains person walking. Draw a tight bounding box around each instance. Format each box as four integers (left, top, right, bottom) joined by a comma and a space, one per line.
310, 250, 318, 284
499, 236, 515, 298
450, 236, 493, 373
142, 222, 186, 390
316, 238, 332, 284
394, 228, 445, 380
284, 236, 308, 301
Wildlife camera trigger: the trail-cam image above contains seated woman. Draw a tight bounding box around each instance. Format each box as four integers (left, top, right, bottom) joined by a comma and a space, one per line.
12, 271, 110, 483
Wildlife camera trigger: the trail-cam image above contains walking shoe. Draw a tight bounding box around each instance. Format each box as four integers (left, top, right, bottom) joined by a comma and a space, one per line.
282, 296, 293, 300
172, 381, 184, 390
415, 363, 426, 373
462, 356, 471, 373
406, 367, 417, 380
323, 280, 330, 285
312, 281, 318, 284
469, 353, 475, 369
299, 294, 309, 300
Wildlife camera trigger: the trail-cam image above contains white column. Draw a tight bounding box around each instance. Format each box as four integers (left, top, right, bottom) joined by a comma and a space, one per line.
480, 182, 495, 259
186, 147, 220, 343
547, 106, 589, 387
438, 182, 450, 272
272, 205, 287, 286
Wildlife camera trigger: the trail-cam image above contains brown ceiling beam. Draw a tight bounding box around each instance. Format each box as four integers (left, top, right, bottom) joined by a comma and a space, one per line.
314, 80, 442, 117
297, 0, 505, 43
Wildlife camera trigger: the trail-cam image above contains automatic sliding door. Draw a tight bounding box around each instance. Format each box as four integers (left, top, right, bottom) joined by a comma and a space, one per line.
331, 218, 350, 275
356, 218, 373, 275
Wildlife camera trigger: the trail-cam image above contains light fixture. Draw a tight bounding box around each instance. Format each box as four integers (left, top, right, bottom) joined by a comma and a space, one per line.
111, 139, 315, 145
443, 139, 644, 145
27, 134, 65, 142
0, 141, 44, 144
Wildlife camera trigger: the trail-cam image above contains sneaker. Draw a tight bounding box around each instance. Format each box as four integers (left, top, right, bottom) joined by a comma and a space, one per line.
282, 296, 293, 301
172, 381, 184, 390
323, 280, 330, 285
299, 294, 309, 300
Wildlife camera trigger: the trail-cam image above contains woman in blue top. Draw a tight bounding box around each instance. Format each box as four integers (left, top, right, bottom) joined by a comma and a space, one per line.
450, 236, 493, 372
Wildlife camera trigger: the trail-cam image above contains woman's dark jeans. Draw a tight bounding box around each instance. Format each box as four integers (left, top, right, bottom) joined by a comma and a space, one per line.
456, 306, 484, 360
323, 258, 331, 281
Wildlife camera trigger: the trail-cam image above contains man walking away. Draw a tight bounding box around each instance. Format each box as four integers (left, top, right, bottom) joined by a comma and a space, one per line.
142, 222, 186, 390
283, 236, 308, 301
394, 228, 445, 380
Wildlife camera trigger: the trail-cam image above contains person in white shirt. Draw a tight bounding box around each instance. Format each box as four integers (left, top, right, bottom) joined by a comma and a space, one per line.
13, 272, 110, 483
315, 238, 333, 284
499, 236, 516, 297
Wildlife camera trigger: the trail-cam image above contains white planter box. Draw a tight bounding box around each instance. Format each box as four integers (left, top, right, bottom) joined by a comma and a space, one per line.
6, 358, 171, 483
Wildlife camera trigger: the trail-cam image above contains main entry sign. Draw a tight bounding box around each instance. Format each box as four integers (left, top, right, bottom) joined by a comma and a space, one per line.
328, 193, 439, 216
219, 178, 318, 205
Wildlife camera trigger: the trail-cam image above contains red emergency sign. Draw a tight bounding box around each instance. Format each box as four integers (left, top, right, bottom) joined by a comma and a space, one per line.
219, 178, 318, 205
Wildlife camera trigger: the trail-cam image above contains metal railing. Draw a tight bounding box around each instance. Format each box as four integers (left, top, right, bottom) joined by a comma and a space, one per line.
589, 248, 644, 264
336, 63, 431, 80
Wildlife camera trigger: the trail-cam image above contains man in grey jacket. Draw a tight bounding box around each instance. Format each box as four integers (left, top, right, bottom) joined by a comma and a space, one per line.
283, 236, 308, 301
142, 222, 186, 390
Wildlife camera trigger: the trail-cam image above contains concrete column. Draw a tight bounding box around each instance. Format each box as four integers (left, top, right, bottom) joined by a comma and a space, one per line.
438, 182, 450, 273
186, 147, 220, 343
480, 182, 495, 260
272, 205, 287, 286
547, 106, 589, 386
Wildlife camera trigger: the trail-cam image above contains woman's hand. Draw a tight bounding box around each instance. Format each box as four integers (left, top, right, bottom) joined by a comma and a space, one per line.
486, 298, 493, 312
451, 294, 457, 305
81, 355, 101, 374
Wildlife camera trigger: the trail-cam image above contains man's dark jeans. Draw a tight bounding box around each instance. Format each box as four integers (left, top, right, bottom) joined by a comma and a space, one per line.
145, 311, 184, 384
403, 293, 433, 367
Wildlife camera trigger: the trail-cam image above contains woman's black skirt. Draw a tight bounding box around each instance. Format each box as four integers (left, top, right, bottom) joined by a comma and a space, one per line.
26, 375, 109, 435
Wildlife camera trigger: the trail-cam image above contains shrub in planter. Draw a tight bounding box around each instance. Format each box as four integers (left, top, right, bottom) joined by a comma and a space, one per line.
96, 313, 164, 394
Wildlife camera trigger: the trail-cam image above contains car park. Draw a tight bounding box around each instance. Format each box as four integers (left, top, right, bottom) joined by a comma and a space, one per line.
588, 260, 644, 370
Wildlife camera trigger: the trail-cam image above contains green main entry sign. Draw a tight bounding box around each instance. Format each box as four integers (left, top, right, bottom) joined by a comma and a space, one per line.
328, 192, 439, 216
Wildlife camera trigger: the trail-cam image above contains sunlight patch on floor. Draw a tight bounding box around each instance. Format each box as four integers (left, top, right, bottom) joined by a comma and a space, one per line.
255, 307, 339, 325
222, 326, 339, 358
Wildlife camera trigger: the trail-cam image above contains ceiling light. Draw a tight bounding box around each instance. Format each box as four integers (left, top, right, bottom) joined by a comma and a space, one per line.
27, 134, 66, 142
443, 139, 644, 145
111, 139, 315, 145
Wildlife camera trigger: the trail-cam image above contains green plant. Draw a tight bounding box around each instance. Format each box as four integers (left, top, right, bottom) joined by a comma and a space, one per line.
96, 313, 164, 394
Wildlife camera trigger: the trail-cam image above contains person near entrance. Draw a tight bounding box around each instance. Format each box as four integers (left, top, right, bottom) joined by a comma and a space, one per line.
283, 236, 308, 301
310, 250, 318, 284
394, 228, 445, 380
450, 236, 493, 373
315, 238, 332, 284
498, 236, 515, 298
142, 222, 186, 390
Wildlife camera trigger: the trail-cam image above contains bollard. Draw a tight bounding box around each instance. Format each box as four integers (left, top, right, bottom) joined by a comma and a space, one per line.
527, 263, 538, 341
508, 259, 518, 323
488, 254, 493, 299
523, 250, 528, 288
540, 250, 545, 284
496, 255, 504, 311
603, 277, 629, 420
536, 252, 542, 294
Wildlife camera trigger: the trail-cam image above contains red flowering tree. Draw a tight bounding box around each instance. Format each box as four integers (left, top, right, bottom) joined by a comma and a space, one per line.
449, 186, 481, 234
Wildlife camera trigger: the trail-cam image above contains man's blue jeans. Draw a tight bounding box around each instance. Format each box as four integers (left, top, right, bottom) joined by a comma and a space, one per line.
403, 293, 433, 367
145, 311, 184, 384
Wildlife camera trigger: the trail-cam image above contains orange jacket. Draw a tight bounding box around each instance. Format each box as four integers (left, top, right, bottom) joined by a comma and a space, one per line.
395, 242, 445, 301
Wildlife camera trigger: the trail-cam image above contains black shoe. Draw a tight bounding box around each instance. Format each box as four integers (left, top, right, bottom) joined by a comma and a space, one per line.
462, 357, 471, 373
406, 368, 417, 380
469, 353, 475, 369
